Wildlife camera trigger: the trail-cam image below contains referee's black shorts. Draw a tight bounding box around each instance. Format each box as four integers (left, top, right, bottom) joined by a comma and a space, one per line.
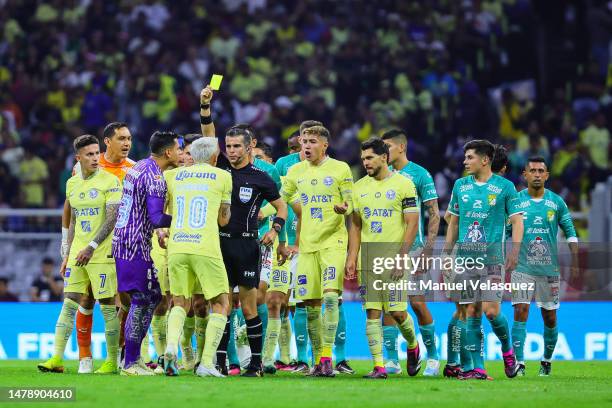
220, 234, 261, 289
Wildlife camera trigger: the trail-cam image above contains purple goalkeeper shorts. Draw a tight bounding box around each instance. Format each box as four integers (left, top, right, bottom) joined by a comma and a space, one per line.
116, 257, 159, 293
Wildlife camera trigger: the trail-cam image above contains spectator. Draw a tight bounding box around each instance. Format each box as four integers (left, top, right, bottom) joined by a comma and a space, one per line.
580, 111, 611, 183
18, 143, 48, 208
0, 277, 19, 302
30, 257, 63, 302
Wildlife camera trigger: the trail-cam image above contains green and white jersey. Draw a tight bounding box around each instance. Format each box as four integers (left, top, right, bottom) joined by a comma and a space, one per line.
276, 152, 302, 245
516, 188, 577, 276
255, 157, 282, 237
448, 174, 522, 265
396, 161, 438, 250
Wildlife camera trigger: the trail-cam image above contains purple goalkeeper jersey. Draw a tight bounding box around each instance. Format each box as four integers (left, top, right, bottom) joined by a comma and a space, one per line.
112, 157, 171, 262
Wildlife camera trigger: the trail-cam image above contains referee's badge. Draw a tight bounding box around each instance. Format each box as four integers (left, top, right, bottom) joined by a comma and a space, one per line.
239, 187, 253, 203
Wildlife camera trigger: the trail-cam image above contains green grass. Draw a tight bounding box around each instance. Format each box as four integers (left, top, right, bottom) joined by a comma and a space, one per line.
2, 360, 611, 408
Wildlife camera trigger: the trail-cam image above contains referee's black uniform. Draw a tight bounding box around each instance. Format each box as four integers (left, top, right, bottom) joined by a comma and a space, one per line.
216, 154, 280, 289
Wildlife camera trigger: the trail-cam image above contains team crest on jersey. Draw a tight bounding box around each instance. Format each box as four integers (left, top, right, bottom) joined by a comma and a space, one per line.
363, 207, 371, 219
465, 221, 486, 243
547, 210, 555, 222
89, 189, 98, 199
375, 192, 382, 199
528, 236, 548, 257
386, 190, 396, 200
81, 221, 91, 232
239, 187, 253, 203
323, 176, 333, 186
488, 194, 497, 206
79, 192, 86, 200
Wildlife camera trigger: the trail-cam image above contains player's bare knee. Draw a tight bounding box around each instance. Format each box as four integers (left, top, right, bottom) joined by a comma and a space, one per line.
98, 296, 114, 306
366, 309, 382, 320
513, 304, 529, 321
80, 294, 95, 309
542, 309, 557, 327
391, 311, 407, 324
382, 312, 396, 326
65, 292, 82, 304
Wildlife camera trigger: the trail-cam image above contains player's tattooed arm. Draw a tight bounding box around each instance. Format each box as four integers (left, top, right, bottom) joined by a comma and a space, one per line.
218, 203, 231, 227
345, 211, 362, 280
423, 198, 440, 252
60, 209, 77, 277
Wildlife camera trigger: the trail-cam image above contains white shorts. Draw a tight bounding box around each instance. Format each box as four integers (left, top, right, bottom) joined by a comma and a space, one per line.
511, 271, 560, 310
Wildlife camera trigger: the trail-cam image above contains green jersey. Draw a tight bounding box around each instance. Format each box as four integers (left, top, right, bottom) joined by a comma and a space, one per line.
276, 152, 302, 245
254, 157, 282, 237
448, 174, 522, 265
396, 161, 438, 249
516, 188, 577, 276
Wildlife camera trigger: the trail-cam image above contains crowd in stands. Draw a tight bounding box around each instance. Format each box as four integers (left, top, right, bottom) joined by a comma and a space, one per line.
0, 0, 610, 232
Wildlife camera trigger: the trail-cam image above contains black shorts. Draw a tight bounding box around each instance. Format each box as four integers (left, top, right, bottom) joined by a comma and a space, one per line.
220, 236, 261, 289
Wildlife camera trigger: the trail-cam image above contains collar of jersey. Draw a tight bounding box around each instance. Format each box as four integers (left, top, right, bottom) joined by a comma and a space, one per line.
307, 155, 329, 167
80, 168, 99, 180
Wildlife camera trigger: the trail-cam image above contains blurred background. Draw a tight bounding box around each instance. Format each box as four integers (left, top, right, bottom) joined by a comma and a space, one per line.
0, 0, 610, 302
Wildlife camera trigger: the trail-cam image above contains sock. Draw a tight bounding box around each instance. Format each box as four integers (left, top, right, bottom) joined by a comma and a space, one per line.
100, 304, 119, 363
447, 316, 460, 366
195, 316, 209, 363
306, 306, 322, 364
420, 322, 438, 360
257, 304, 268, 338
489, 312, 511, 353
294, 307, 309, 363
246, 316, 264, 367
124, 290, 159, 368
262, 317, 281, 366
180, 315, 195, 357
53, 298, 79, 359
216, 319, 231, 369
140, 335, 150, 363
512, 321, 527, 362
76, 307, 93, 359
165, 306, 186, 355
467, 317, 484, 370
334, 302, 346, 362
398, 314, 418, 349
543, 325, 558, 361
457, 319, 473, 371
279, 315, 292, 364
321, 292, 339, 359
151, 314, 168, 358
119, 305, 128, 348
227, 309, 240, 366
201, 313, 227, 367
366, 319, 384, 368
383, 325, 399, 363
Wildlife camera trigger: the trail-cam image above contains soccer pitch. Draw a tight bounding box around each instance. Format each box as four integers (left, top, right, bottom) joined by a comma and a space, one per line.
2, 361, 611, 407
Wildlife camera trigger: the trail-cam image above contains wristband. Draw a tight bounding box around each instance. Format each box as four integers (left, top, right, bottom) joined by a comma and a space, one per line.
62, 227, 69, 241
272, 217, 285, 230
200, 115, 212, 125
200, 103, 210, 110
88, 241, 99, 250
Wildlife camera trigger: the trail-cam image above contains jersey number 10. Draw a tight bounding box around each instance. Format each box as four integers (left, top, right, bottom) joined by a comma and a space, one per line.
176, 195, 209, 229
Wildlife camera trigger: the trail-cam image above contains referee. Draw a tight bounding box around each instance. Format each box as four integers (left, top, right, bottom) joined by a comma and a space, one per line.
213, 125, 288, 377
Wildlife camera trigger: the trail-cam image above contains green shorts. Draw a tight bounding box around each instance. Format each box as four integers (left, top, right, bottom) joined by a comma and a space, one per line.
168, 253, 229, 300
151, 250, 169, 294
295, 247, 345, 300
64, 262, 117, 300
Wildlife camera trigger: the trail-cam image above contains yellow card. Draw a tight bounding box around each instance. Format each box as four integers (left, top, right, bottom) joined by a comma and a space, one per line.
210, 74, 223, 91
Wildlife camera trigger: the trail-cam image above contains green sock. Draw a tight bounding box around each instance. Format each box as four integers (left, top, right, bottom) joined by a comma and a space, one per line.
151, 314, 168, 358
467, 317, 484, 370
263, 317, 281, 366
202, 313, 227, 367
257, 304, 268, 338
306, 306, 322, 363
457, 319, 473, 371
227, 309, 240, 366
166, 306, 186, 355
279, 316, 292, 364
366, 319, 384, 368
543, 325, 558, 361
383, 325, 399, 363
294, 307, 309, 363
420, 322, 438, 360
334, 303, 346, 362
53, 298, 79, 359
489, 312, 511, 353
322, 292, 339, 358
180, 316, 195, 353
195, 316, 209, 363
100, 304, 119, 363
398, 314, 418, 349
512, 321, 527, 362
141, 335, 151, 362
447, 316, 460, 366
